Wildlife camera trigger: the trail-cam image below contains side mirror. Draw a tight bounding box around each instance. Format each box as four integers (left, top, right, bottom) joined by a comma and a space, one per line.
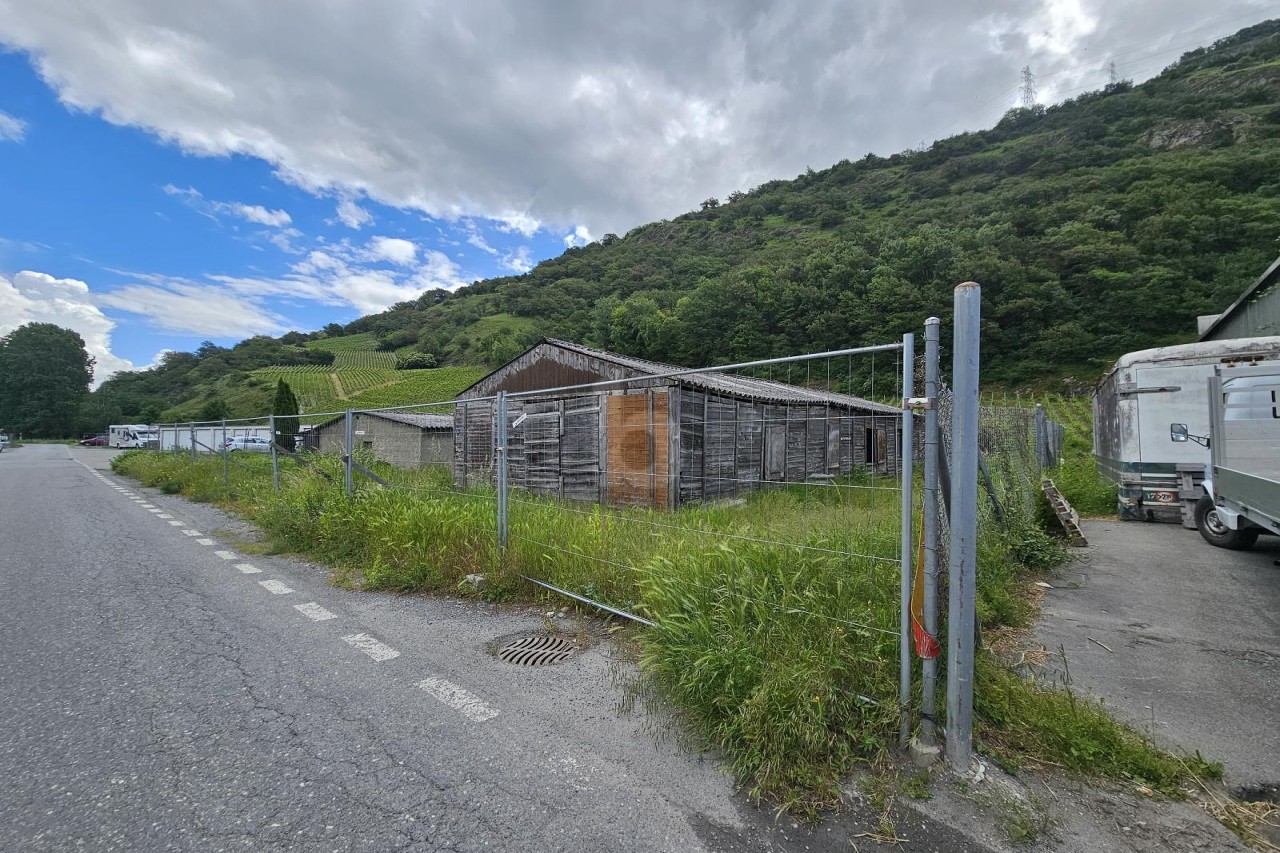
1170, 423, 1189, 442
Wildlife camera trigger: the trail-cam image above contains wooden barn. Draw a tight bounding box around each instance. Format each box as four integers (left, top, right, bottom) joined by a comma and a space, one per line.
454, 339, 902, 509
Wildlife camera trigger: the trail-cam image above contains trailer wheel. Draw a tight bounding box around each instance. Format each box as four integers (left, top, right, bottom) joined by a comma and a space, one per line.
1194, 496, 1259, 550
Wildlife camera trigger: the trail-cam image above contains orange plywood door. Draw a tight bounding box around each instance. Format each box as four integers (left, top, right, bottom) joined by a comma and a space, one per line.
606, 391, 668, 508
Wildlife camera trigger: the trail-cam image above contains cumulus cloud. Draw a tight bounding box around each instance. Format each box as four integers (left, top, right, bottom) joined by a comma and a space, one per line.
0, 1, 1269, 237
0, 110, 26, 142
335, 197, 372, 229
0, 270, 134, 385
368, 236, 417, 266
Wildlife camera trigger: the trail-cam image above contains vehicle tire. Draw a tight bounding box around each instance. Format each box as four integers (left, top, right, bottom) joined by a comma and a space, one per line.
1194, 496, 1259, 550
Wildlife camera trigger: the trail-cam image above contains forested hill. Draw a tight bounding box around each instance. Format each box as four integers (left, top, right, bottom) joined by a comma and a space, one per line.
94, 19, 1280, 424
344, 19, 1280, 384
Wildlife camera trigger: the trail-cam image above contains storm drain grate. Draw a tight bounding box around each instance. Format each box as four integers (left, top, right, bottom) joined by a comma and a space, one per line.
497, 635, 577, 667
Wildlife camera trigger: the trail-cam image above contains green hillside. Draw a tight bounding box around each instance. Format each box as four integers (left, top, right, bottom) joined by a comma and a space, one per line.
82, 19, 1280, 431
340, 20, 1280, 386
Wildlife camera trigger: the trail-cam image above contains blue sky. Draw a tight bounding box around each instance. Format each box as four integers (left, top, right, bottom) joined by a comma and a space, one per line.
0, 1, 1270, 384
0, 50, 574, 378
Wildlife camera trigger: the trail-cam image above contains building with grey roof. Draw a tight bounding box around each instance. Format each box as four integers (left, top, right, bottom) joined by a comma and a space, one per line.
310, 410, 452, 470
454, 338, 902, 509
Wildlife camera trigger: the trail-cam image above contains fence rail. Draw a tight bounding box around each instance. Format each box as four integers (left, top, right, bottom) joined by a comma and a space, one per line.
141, 284, 1063, 772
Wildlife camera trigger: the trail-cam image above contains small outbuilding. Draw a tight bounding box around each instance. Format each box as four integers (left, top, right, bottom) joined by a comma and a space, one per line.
453, 339, 902, 509
311, 411, 452, 469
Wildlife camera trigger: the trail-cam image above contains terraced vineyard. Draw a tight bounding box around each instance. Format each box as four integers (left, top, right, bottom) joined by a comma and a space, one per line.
345, 366, 486, 410
332, 351, 396, 370
333, 368, 397, 397
249, 365, 486, 416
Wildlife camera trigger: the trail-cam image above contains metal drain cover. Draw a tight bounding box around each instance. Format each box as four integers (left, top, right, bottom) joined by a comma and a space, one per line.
497, 635, 576, 666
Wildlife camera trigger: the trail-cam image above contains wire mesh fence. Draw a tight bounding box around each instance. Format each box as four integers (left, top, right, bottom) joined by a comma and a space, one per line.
136, 288, 1061, 769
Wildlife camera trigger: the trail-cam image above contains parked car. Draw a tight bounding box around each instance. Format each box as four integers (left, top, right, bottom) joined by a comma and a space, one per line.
79, 434, 109, 446
222, 436, 273, 452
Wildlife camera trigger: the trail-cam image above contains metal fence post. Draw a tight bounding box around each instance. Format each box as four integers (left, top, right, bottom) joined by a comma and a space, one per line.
189, 423, 196, 461
221, 418, 229, 487
344, 409, 353, 495
898, 332, 915, 747
1034, 404, 1047, 469
947, 282, 981, 772
270, 414, 280, 492
496, 391, 509, 551
921, 317, 941, 745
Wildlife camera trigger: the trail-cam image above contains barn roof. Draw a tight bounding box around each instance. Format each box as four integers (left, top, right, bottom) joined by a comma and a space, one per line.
461, 338, 900, 413
313, 410, 452, 431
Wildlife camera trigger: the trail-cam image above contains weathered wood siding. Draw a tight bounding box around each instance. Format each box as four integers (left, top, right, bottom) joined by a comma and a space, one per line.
605, 390, 669, 508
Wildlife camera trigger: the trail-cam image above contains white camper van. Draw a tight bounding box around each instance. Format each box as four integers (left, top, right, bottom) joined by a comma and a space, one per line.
1093, 337, 1280, 523
108, 424, 158, 449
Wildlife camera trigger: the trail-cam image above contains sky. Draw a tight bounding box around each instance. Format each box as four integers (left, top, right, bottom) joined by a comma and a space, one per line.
0, 1, 1273, 386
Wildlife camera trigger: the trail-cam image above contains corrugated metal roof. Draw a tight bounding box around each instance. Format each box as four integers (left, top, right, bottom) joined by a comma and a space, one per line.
1199, 255, 1280, 341
313, 411, 452, 431
372, 411, 453, 429
537, 339, 901, 413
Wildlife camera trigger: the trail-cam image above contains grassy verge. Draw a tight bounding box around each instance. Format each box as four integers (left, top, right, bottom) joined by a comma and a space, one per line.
112, 448, 1208, 814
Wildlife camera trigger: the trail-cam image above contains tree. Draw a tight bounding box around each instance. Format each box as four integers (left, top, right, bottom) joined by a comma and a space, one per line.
197, 397, 230, 421
396, 352, 438, 370
272, 379, 300, 449
0, 323, 94, 438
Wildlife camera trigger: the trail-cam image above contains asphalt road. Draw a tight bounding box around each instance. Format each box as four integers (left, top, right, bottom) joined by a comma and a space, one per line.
1037, 517, 1280, 794
0, 445, 985, 853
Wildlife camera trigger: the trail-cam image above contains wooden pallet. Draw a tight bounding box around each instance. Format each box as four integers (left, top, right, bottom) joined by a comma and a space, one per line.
1042, 478, 1088, 547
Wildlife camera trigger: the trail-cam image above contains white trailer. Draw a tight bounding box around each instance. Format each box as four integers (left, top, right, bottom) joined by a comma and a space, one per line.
158, 424, 273, 453
1093, 337, 1280, 524
108, 424, 158, 449
1173, 362, 1280, 550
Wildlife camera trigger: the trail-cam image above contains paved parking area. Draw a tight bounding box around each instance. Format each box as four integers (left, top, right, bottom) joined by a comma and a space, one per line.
1036, 519, 1280, 792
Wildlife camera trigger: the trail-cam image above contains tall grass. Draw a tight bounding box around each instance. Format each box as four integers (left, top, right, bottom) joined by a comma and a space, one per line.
112, 447, 1202, 811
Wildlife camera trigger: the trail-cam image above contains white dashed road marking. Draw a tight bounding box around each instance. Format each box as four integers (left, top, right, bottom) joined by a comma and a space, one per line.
157, 513, 172, 519
147, 509, 163, 514
258, 579, 294, 595
182, 530, 201, 537
294, 602, 337, 622
342, 633, 400, 662
213, 550, 237, 561
196, 538, 214, 546
235, 563, 262, 574
416, 677, 501, 723
139, 504, 155, 508
168, 520, 185, 527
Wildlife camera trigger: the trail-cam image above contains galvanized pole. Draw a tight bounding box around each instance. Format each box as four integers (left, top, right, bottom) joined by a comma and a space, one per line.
921, 317, 941, 745
898, 332, 915, 747
947, 282, 981, 771
343, 409, 353, 495
495, 392, 509, 551
189, 423, 196, 461
1034, 404, 1047, 469
221, 418, 229, 487
270, 414, 279, 492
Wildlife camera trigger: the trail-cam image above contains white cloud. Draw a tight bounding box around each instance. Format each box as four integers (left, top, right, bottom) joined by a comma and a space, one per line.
502, 246, 534, 273
0, 110, 26, 142
335, 197, 372, 229
368, 236, 417, 266
0, 1, 1265, 236
0, 270, 134, 386
162, 184, 291, 228
96, 280, 290, 337
563, 225, 593, 248
228, 202, 291, 227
